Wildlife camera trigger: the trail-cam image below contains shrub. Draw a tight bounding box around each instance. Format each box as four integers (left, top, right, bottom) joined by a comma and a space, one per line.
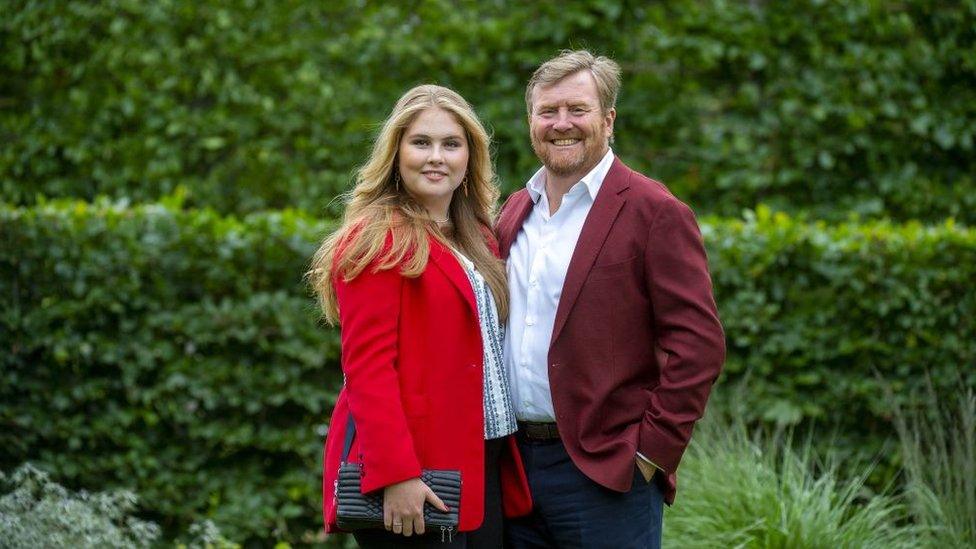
1, 199, 973, 543
708, 207, 976, 453
174, 520, 241, 549
0, 463, 160, 548
3, 0, 974, 221
0, 199, 341, 544
893, 382, 976, 546
664, 411, 917, 548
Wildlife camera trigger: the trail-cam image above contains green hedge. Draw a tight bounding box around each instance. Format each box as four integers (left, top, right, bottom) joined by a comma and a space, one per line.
3, 0, 974, 221
1, 200, 973, 544
708, 207, 975, 434
0, 200, 340, 544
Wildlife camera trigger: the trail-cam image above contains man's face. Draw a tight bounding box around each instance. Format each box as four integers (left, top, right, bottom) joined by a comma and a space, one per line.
529, 70, 615, 180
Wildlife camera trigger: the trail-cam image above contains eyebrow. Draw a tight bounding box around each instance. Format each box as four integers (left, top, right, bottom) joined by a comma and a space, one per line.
405, 132, 465, 140
535, 100, 593, 111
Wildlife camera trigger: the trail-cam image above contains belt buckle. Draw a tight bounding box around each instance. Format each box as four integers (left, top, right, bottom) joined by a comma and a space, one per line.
520, 421, 559, 441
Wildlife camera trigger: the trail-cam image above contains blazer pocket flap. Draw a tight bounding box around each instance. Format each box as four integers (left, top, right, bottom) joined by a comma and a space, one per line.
588, 255, 637, 280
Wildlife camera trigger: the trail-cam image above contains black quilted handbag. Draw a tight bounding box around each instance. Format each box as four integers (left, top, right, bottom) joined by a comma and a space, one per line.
334, 416, 462, 540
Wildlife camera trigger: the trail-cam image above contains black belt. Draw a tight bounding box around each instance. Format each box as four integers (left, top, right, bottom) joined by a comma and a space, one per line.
517, 421, 561, 441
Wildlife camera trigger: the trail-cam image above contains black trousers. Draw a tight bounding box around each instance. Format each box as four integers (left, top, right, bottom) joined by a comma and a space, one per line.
353, 438, 504, 548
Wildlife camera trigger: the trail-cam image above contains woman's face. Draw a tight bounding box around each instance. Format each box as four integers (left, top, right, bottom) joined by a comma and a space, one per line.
397, 107, 469, 217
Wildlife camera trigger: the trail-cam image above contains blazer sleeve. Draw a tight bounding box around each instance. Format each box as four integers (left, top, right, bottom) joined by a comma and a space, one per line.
638, 197, 726, 474
335, 261, 423, 493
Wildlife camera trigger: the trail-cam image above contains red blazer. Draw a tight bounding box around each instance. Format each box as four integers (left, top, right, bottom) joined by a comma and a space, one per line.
496, 157, 725, 504
321, 231, 532, 533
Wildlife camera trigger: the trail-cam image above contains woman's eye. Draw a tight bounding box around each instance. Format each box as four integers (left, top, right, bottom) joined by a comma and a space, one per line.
445, 141, 461, 148
412, 139, 429, 146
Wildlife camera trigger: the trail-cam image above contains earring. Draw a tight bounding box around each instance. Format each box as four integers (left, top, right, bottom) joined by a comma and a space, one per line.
394, 171, 401, 192
462, 175, 469, 197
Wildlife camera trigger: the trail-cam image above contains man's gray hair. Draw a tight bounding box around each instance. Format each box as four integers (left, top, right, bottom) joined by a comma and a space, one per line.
525, 50, 622, 115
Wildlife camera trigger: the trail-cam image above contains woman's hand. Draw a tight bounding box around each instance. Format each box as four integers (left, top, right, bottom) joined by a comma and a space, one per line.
383, 477, 449, 536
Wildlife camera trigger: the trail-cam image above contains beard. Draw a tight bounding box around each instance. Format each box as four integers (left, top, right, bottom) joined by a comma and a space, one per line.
532, 138, 584, 176
531, 125, 608, 178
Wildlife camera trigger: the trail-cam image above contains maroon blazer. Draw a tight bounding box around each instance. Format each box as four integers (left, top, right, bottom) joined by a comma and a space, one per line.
496, 157, 725, 504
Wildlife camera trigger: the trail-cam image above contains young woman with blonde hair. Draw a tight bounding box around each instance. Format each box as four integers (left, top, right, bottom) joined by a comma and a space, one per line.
311, 85, 531, 548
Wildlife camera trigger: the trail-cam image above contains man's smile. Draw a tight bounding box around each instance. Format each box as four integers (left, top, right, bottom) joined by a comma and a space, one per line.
550, 138, 582, 146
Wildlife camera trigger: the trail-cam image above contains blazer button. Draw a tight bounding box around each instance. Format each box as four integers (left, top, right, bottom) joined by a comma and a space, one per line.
551, 363, 560, 369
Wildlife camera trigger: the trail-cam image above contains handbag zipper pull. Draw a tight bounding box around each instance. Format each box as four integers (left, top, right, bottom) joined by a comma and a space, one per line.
441, 526, 446, 543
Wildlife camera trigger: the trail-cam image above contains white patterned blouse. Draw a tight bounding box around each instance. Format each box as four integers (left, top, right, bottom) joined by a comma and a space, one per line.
453, 249, 518, 440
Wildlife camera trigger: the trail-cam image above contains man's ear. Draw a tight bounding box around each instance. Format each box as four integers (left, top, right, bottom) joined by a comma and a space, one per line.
606, 107, 617, 141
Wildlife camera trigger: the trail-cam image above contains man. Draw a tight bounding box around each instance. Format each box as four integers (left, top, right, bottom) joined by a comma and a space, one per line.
497, 50, 726, 548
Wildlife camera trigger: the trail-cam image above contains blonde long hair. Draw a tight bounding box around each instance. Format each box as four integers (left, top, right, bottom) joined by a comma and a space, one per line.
309, 85, 508, 324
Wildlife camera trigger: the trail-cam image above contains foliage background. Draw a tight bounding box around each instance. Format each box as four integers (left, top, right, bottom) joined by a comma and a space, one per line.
3, 0, 975, 220
2, 0, 974, 546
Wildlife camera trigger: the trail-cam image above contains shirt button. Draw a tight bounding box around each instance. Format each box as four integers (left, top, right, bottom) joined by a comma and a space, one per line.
526, 317, 535, 326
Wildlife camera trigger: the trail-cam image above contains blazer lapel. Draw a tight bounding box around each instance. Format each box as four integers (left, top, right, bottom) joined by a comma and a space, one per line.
496, 190, 534, 260
551, 158, 631, 344
429, 239, 478, 317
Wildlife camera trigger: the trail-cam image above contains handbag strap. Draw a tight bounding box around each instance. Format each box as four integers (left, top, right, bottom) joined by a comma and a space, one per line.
341, 413, 356, 461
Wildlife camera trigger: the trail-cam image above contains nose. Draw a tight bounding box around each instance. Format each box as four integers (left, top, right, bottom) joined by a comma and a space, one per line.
552, 109, 573, 132
428, 144, 444, 164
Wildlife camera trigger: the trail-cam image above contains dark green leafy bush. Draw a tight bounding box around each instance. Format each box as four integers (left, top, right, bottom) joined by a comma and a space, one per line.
709, 206, 975, 440
0, 200, 341, 544
1, 200, 972, 543
2, 0, 974, 221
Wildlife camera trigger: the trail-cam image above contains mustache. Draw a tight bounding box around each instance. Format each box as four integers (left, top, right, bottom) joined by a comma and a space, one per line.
539, 134, 585, 141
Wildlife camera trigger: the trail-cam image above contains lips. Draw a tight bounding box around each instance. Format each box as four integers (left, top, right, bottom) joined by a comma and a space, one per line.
421, 170, 449, 181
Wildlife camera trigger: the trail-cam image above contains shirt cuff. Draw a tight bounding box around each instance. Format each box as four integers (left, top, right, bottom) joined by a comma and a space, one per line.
636, 451, 662, 472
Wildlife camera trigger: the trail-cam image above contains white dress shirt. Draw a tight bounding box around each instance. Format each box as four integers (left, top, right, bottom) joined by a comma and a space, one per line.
504, 148, 615, 421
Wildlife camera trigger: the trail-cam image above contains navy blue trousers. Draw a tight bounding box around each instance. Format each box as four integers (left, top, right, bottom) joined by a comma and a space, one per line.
505, 437, 663, 549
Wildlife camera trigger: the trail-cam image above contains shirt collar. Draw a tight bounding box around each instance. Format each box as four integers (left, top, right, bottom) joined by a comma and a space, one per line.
526, 148, 615, 204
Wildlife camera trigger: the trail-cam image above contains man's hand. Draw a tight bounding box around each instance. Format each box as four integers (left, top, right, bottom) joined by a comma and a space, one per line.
383, 477, 449, 536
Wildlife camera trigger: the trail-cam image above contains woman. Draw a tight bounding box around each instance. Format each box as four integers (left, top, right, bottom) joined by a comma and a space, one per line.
311, 85, 532, 547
